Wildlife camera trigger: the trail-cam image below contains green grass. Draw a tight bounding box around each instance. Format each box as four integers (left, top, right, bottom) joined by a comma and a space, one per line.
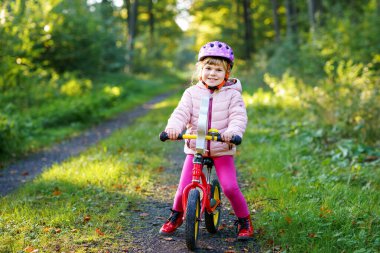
238, 92, 380, 252
0, 94, 180, 252
0, 72, 183, 163
1, 87, 379, 252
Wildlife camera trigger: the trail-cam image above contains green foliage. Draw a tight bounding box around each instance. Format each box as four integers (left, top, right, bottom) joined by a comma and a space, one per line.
240, 91, 380, 252
307, 59, 380, 143
0, 72, 181, 159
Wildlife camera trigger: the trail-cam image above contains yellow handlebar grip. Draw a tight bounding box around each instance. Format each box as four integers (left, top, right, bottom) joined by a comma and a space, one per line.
182, 134, 197, 139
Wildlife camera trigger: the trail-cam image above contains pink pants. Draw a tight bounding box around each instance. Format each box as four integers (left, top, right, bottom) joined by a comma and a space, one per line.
172, 155, 250, 218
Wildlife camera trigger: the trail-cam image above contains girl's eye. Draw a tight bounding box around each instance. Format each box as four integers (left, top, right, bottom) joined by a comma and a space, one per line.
205, 67, 211, 70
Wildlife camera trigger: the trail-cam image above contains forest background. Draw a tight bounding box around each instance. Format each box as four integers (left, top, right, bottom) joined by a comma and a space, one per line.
0, 0, 379, 159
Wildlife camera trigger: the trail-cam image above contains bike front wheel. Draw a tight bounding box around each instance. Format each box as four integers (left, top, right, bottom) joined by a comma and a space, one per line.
185, 189, 201, 250
205, 179, 221, 233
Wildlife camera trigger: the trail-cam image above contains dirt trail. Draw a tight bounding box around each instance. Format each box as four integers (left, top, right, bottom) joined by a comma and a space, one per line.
0, 93, 171, 196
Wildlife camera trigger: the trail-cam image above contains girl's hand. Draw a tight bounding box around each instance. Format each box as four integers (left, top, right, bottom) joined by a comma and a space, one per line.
166, 128, 181, 140
221, 132, 233, 142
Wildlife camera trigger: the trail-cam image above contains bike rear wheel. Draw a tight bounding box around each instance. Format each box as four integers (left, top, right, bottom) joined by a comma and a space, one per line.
185, 189, 201, 250
205, 179, 221, 233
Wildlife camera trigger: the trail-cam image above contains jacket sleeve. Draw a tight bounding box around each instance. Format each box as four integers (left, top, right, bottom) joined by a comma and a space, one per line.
226, 91, 248, 137
165, 89, 192, 132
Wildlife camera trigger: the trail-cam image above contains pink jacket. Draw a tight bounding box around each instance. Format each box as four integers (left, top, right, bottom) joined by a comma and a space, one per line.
165, 79, 248, 157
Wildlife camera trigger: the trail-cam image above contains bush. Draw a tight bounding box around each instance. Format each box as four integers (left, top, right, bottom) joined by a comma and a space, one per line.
306, 59, 380, 143
0, 113, 20, 155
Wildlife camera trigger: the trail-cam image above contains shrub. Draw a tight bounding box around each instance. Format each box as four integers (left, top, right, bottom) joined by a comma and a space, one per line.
306, 59, 380, 143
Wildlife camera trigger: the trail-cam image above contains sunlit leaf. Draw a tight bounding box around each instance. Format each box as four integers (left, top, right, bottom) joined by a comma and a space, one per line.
95, 228, 105, 236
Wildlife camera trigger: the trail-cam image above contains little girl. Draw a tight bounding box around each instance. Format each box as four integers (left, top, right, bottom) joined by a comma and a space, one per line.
159, 41, 253, 240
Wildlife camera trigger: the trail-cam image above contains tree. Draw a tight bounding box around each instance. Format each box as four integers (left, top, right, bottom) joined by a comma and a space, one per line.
285, 0, 298, 41
242, 0, 254, 59
307, 0, 322, 34
124, 0, 139, 72
148, 0, 154, 46
271, 0, 280, 42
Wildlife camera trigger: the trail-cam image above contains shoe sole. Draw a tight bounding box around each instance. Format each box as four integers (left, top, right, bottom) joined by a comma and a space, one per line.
237, 236, 253, 241
159, 230, 175, 235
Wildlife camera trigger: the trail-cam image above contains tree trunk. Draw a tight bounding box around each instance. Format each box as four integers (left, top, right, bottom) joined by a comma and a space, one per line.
271, 0, 280, 42
148, 0, 154, 47
307, 0, 322, 32
242, 0, 254, 59
285, 0, 297, 41
124, 0, 138, 72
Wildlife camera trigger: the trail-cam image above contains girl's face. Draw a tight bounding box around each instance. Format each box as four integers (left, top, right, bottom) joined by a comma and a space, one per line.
201, 63, 227, 87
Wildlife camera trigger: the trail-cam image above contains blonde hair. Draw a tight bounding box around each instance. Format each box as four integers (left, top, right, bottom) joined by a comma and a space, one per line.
191, 57, 231, 85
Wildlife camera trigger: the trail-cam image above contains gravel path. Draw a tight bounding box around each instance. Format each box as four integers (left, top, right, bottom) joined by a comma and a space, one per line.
0, 93, 172, 196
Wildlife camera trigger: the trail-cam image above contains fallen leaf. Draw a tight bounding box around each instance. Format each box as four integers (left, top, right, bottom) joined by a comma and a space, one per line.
163, 237, 174, 241
285, 216, 292, 224
218, 223, 227, 230
96, 228, 105, 236
54, 228, 61, 234
224, 250, 236, 253
71, 229, 78, 233
319, 206, 332, 218
140, 213, 149, 217
24, 246, 34, 253
52, 187, 61, 196
156, 166, 165, 172
42, 227, 52, 233
224, 238, 235, 243
84, 215, 91, 223
308, 233, 316, 238
22, 171, 29, 176
114, 184, 124, 189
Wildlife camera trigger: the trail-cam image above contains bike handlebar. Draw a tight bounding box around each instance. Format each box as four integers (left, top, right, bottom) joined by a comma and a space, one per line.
159, 131, 242, 145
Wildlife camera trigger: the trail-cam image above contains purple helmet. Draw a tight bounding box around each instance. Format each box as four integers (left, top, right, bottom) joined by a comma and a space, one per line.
198, 41, 234, 65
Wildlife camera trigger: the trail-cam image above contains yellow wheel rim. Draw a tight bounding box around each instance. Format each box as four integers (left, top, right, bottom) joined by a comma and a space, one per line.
213, 186, 220, 225
195, 198, 200, 239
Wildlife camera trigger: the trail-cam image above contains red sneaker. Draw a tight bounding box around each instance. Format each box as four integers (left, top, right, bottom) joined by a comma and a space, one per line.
159, 209, 183, 235
236, 215, 254, 240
